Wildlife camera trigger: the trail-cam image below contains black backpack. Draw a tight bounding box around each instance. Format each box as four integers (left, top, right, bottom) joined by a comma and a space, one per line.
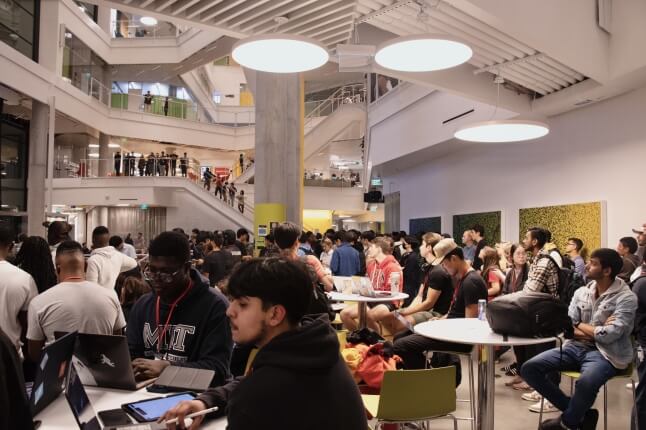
487, 291, 573, 338
537, 254, 585, 306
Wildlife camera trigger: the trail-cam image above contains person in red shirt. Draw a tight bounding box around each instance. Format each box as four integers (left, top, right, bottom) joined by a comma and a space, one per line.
340, 237, 403, 332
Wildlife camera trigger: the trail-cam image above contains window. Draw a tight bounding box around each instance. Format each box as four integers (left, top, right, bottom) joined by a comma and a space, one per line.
0, 0, 39, 60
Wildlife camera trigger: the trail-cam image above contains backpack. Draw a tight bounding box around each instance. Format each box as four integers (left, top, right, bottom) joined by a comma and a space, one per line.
537, 254, 585, 306
486, 291, 573, 338
300, 257, 335, 321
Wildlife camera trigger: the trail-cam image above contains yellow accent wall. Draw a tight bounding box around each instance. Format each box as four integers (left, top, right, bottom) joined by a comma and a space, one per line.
254, 203, 286, 255
519, 201, 603, 258
240, 91, 254, 107
303, 210, 333, 234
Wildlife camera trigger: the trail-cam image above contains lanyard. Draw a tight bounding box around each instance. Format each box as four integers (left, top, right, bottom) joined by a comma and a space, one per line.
155, 280, 193, 354
448, 269, 472, 314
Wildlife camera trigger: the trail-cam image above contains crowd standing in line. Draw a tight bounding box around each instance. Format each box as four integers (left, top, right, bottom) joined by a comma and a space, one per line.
0, 219, 644, 430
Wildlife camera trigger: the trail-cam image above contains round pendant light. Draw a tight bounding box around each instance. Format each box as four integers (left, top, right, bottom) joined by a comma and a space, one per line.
140, 16, 158, 26
454, 119, 550, 143
374, 34, 472, 72
232, 34, 329, 73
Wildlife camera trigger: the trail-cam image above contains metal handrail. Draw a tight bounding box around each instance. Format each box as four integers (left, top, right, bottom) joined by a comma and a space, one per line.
62, 62, 254, 126
304, 83, 366, 130
64, 158, 254, 215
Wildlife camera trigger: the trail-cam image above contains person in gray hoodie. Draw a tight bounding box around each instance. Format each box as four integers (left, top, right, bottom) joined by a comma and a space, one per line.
522, 248, 638, 430
86, 226, 137, 290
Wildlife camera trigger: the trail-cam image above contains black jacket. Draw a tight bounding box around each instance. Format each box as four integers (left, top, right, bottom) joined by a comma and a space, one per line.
197, 316, 366, 430
127, 269, 232, 386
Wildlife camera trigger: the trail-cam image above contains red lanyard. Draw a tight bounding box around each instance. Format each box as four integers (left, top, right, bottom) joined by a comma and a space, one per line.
449, 270, 472, 313
155, 281, 193, 354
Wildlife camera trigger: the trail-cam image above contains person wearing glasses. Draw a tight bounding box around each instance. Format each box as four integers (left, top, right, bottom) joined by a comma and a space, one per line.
127, 231, 233, 386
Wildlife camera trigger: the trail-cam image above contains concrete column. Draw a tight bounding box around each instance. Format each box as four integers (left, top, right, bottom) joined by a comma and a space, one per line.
253, 72, 304, 225
38, 0, 63, 74
98, 132, 110, 176
97, 6, 112, 35
27, 101, 49, 236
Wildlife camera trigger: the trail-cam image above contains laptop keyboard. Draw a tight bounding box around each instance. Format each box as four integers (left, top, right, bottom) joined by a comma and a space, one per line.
113, 425, 152, 430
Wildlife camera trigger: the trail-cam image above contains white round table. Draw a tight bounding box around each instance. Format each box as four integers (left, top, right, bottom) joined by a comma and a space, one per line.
327, 291, 408, 329
414, 318, 556, 430
35, 386, 227, 429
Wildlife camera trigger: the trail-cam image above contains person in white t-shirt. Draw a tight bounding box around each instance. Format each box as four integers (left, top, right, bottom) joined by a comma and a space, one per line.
109, 235, 137, 259
0, 226, 38, 356
27, 241, 126, 362
86, 226, 137, 290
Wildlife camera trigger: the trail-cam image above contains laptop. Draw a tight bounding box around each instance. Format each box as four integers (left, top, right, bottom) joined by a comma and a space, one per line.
27, 331, 78, 416
65, 363, 165, 430
73, 333, 155, 391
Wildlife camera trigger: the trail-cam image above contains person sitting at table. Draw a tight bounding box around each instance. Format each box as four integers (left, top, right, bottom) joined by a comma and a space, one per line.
26, 241, 126, 362
521, 248, 637, 430
381, 232, 454, 335
159, 258, 367, 430
393, 239, 487, 372
339, 237, 404, 332
127, 231, 233, 386
273, 222, 334, 292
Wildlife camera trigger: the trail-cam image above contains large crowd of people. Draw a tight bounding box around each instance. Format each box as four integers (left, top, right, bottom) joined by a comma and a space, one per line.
1, 219, 644, 430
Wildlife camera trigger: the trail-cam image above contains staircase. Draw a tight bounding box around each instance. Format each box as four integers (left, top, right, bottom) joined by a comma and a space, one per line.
232, 84, 366, 184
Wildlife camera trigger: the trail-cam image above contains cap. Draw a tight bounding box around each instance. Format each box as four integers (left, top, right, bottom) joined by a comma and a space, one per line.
431, 238, 458, 266
632, 225, 646, 234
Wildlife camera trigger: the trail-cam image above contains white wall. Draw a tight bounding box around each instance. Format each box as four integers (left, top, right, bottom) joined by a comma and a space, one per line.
380, 85, 646, 247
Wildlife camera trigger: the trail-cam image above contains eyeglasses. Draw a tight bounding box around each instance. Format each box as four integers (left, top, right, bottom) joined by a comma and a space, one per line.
143, 268, 181, 283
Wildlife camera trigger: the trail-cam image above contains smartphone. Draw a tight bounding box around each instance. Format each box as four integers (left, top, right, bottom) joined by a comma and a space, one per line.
98, 408, 133, 426
122, 392, 196, 422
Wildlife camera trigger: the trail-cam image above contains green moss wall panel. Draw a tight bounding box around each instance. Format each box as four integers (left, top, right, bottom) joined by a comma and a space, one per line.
453, 211, 501, 243
409, 217, 441, 236
519, 202, 602, 255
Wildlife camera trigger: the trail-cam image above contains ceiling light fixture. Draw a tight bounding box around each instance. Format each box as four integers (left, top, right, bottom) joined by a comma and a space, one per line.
374, 34, 472, 72
454, 74, 550, 143
232, 34, 329, 73
454, 119, 550, 143
108, 143, 120, 148
140, 16, 158, 26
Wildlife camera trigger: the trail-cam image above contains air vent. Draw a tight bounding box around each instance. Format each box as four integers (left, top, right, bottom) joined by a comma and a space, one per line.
442, 109, 475, 125
574, 99, 594, 106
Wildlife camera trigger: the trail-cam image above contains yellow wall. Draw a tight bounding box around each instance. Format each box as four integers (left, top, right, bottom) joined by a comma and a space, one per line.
303, 210, 333, 234
240, 91, 254, 107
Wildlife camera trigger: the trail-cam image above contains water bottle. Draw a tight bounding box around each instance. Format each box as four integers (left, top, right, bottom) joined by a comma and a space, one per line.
389, 272, 400, 295
478, 299, 487, 321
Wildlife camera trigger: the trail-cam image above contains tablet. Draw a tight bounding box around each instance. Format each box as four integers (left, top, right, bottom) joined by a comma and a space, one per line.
122, 392, 196, 422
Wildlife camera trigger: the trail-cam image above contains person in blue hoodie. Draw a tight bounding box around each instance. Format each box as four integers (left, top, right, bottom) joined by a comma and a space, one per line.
127, 231, 232, 387
160, 258, 367, 430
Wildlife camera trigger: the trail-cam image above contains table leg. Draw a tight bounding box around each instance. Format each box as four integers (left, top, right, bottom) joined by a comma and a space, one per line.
358, 302, 368, 330
477, 344, 495, 430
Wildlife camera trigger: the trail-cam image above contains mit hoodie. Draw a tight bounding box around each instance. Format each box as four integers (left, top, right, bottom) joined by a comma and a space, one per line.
86, 246, 137, 290
127, 269, 233, 386
197, 315, 366, 430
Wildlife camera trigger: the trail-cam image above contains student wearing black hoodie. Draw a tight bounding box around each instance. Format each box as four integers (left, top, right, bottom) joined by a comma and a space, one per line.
160, 258, 366, 430
127, 232, 233, 386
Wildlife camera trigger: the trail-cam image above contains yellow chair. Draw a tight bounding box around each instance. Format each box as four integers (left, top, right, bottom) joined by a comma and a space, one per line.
537, 363, 637, 430
361, 367, 458, 429
425, 349, 476, 430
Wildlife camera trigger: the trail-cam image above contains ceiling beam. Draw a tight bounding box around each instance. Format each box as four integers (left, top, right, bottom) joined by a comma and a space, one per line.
226, 0, 293, 28
211, 0, 270, 25
186, 0, 228, 20
287, 6, 356, 35
171, 0, 201, 14
255, 0, 344, 33
239, 0, 319, 32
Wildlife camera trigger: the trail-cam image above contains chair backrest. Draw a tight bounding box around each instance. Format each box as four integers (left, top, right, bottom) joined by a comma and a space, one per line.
377, 367, 456, 421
